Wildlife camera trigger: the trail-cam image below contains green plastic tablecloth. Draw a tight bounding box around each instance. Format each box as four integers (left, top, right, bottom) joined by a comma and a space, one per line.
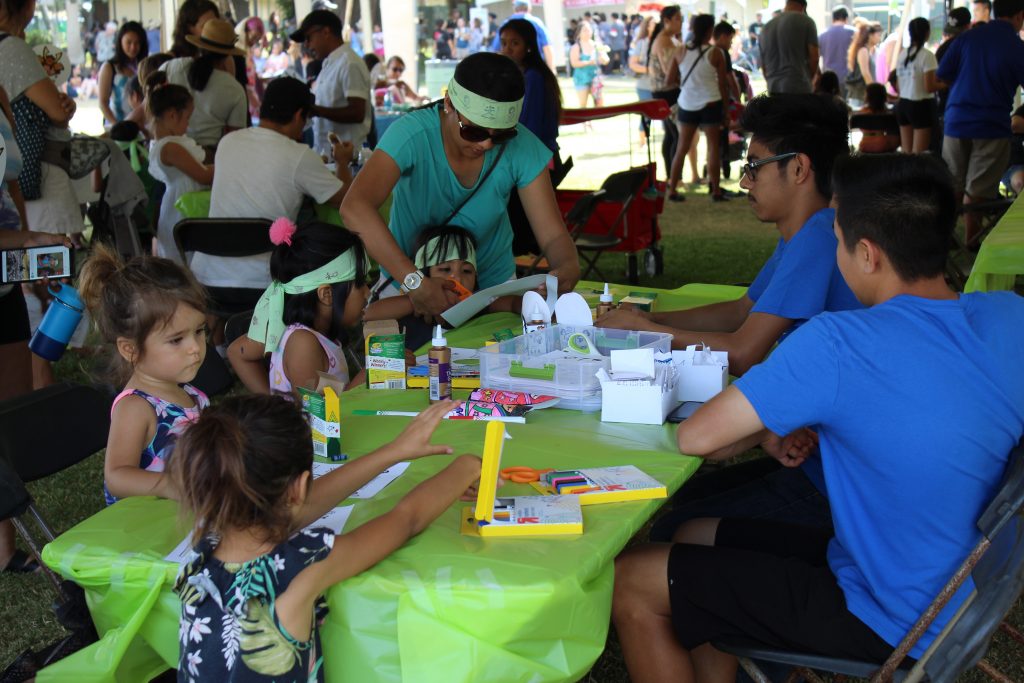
39, 284, 741, 683
965, 194, 1024, 293
173, 191, 393, 227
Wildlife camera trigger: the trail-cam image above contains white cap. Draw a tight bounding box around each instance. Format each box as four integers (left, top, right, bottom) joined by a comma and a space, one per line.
433, 324, 447, 346
529, 307, 544, 322
600, 283, 612, 303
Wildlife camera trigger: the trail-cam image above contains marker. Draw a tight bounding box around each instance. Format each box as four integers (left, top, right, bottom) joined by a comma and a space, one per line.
352, 410, 419, 417
352, 410, 527, 424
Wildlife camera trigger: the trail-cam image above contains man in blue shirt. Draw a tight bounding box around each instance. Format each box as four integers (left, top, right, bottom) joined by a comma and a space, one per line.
598, 94, 859, 375
937, 0, 1024, 246
490, 0, 554, 70
612, 154, 1024, 681
818, 6, 855, 90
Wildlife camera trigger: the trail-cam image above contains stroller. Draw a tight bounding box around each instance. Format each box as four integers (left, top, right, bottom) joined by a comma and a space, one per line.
85, 122, 151, 259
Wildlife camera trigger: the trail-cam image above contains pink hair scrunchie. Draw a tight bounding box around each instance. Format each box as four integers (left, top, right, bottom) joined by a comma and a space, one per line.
269, 217, 297, 246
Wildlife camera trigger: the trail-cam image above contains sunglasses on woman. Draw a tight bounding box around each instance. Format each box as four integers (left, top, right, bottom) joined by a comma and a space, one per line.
455, 112, 518, 144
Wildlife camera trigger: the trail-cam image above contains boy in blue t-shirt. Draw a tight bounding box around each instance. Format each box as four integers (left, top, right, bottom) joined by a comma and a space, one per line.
611, 154, 1024, 681
598, 94, 859, 376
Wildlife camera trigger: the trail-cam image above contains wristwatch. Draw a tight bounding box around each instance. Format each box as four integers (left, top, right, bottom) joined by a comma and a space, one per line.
400, 270, 425, 294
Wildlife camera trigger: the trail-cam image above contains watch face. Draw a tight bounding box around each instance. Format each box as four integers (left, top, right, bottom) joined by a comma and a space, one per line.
404, 271, 423, 290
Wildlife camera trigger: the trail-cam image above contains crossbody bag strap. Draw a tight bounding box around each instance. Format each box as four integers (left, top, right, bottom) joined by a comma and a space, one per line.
439, 141, 508, 227
679, 46, 710, 90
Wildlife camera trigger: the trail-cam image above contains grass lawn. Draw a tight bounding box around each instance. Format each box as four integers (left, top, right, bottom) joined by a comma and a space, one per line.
2, 75, 1021, 682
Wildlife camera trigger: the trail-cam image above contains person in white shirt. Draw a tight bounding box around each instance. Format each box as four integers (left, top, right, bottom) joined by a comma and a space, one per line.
290, 10, 371, 156
197, 77, 353, 298
894, 17, 941, 154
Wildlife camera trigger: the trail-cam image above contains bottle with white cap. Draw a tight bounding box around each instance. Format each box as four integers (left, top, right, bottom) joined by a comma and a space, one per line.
596, 283, 614, 319
428, 324, 452, 403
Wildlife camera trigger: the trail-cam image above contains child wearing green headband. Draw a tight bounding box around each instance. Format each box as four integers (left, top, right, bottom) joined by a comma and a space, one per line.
228, 220, 370, 399
365, 225, 518, 350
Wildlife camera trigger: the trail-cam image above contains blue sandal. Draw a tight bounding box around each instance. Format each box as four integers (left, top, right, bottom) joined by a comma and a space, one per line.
2, 549, 41, 574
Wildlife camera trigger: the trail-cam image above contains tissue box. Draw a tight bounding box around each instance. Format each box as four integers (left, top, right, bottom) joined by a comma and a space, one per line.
297, 372, 345, 460
673, 345, 728, 403
598, 349, 678, 425
364, 319, 406, 390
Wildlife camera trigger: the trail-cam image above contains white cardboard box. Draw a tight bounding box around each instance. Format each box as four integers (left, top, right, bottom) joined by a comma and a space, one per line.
672, 345, 729, 403
598, 349, 679, 425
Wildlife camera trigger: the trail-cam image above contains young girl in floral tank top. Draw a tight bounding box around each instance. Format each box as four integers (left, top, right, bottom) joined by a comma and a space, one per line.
78, 244, 209, 504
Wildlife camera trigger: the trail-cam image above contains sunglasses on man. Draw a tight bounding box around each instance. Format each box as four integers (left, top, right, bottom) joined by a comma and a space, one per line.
454, 111, 517, 144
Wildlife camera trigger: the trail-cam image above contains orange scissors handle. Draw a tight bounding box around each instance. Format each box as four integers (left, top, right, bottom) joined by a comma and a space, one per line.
500, 467, 553, 483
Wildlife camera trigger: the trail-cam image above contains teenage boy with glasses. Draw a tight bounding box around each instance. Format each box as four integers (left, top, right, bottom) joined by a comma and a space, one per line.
611, 152, 1024, 683
599, 94, 859, 376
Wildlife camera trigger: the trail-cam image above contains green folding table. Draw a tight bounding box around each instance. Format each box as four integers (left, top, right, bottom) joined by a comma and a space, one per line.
965, 194, 1024, 293
39, 283, 745, 683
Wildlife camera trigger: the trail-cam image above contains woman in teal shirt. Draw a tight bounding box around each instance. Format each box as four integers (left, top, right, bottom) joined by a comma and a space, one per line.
340, 52, 579, 318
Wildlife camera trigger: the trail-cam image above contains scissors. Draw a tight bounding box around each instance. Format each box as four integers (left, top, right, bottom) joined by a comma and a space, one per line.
500, 467, 553, 484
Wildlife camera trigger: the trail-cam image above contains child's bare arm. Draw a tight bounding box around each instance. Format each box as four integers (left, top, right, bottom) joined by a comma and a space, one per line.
105, 396, 177, 500
277, 453, 482, 641
161, 142, 214, 185
226, 334, 270, 394
281, 328, 329, 401
295, 401, 455, 527
364, 294, 414, 321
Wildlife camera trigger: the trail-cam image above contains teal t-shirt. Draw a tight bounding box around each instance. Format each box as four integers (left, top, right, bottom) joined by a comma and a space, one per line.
376, 105, 553, 289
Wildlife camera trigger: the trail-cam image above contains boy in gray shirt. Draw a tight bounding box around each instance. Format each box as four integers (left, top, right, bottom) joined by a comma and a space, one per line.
760, 0, 820, 93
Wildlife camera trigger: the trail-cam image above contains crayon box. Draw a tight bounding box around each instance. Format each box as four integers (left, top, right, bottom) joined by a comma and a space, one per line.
364, 319, 406, 390
297, 372, 346, 460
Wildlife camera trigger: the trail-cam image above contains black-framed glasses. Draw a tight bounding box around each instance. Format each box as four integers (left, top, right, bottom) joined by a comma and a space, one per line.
741, 152, 798, 182
455, 112, 517, 144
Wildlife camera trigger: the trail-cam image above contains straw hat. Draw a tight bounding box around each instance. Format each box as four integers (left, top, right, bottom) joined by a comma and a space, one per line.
185, 18, 246, 56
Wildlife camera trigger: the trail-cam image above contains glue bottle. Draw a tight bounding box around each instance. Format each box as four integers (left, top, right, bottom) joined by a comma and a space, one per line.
596, 283, 614, 318
525, 308, 546, 334
428, 324, 452, 403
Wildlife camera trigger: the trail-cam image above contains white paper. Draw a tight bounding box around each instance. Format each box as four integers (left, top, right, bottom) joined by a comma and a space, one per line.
351, 461, 410, 499
312, 461, 410, 499
312, 461, 344, 479
164, 533, 195, 565
307, 505, 354, 535
163, 506, 355, 566
554, 292, 593, 326
441, 274, 551, 327
611, 348, 656, 377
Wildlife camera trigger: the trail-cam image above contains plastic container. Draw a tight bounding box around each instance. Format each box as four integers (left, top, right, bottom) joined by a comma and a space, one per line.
479, 325, 673, 412
29, 285, 84, 361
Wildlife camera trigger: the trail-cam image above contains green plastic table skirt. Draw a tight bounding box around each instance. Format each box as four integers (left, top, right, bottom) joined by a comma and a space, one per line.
173, 191, 393, 228
39, 284, 741, 683
965, 194, 1024, 293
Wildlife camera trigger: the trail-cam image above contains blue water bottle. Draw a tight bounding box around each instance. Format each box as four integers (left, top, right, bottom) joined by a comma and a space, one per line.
29, 285, 84, 361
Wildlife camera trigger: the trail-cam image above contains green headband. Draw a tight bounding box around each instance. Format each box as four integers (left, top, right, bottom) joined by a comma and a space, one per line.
248, 250, 364, 351
414, 236, 478, 269
447, 78, 522, 129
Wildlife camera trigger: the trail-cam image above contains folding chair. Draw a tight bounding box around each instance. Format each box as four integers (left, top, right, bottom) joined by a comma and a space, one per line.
714, 439, 1024, 683
0, 383, 112, 675
849, 112, 901, 153
172, 217, 273, 319
516, 188, 605, 277
575, 168, 650, 282
224, 309, 255, 346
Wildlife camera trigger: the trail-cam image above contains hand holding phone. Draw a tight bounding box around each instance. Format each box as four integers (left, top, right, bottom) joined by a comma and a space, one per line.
1, 244, 74, 284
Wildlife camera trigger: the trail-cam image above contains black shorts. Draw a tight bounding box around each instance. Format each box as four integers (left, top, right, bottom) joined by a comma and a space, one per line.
896, 98, 937, 130
0, 287, 31, 344
678, 100, 724, 128
667, 518, 898, 662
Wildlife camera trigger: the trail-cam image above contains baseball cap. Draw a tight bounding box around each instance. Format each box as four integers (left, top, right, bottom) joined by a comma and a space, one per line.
289, 10, 342, 42
945, 7, 971, 32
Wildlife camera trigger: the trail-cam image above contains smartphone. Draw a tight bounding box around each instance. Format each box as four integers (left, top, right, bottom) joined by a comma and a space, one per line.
1, 245, 74, 284
667, 401, 703, 423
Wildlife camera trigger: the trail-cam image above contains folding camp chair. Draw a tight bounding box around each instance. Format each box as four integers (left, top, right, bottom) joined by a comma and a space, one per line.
0, 383, 112, 676
172, 217, 273, 319
714, 439, 1024, 683
575, 168, 650, 282
849, 112, 901, 153
516, 188, 605, 277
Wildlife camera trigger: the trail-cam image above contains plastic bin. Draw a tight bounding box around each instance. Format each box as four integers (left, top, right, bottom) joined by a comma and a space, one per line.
479, 325, 673, 412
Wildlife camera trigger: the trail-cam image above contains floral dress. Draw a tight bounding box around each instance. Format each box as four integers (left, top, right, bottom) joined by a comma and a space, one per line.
104, 384, 208, 505
174, 528, 335, 683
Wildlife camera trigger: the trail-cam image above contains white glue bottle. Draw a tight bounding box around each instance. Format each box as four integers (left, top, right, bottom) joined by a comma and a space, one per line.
596, 283, 614, 318
428, 325, 452, 403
